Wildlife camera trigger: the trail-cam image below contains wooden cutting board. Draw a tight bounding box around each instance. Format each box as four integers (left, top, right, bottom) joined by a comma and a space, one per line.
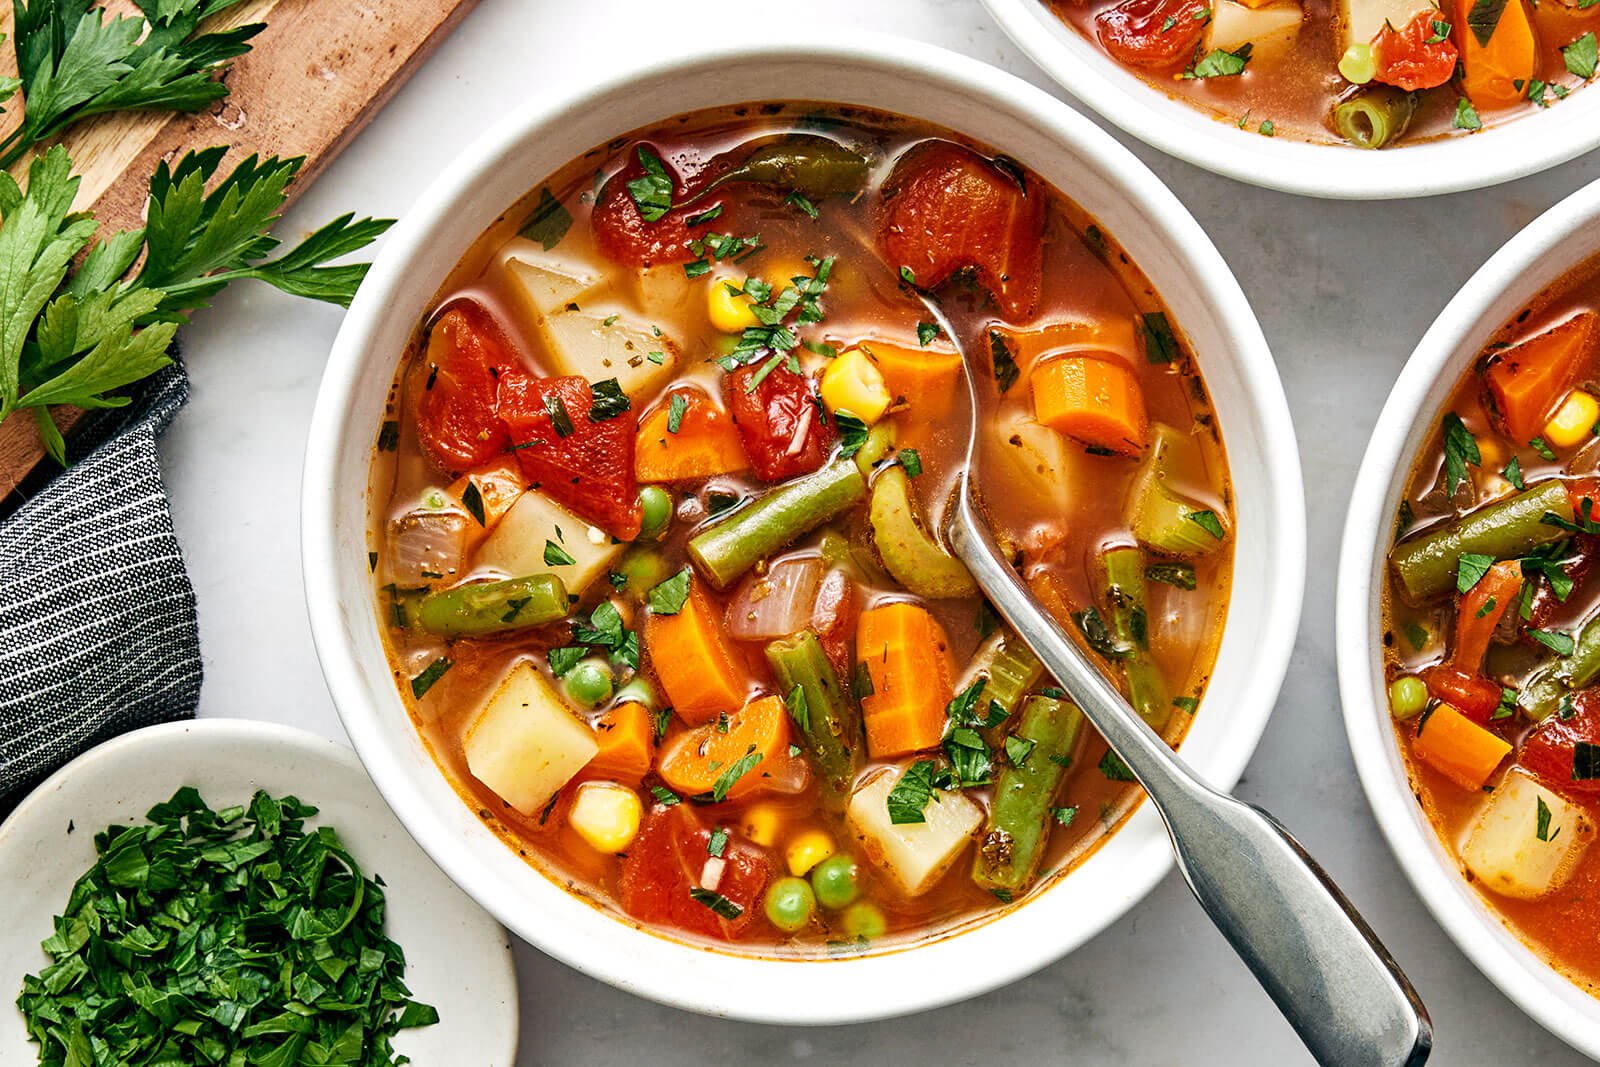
0, 0, 477, 504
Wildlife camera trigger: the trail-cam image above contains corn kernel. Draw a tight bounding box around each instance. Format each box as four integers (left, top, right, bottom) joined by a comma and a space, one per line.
820, 347, 892, 424
740, 802, 783, 847
1544, 391, 1599, 450
785, 829, 836, 876
569, 781, 643, 853
1475, 435, 1505, 470
707, 276, 761, 333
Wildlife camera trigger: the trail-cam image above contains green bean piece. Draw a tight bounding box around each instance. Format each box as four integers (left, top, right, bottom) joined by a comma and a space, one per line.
416, 574, 569, 636
1389, 480, 1573, 603
1332, 87, 1418, 150
854, 422, 896, 476
382, 584, 429, 630
766, 630, 863, 808
690, 135, 871, 203
1103, 546, 1170, 728
688, 459, 866, 588
869, 465, 977, 598
1519, 612, 1600, 720
637, 485, 673, 541
961, 629, 1045, 720
972, 696, 1084, 894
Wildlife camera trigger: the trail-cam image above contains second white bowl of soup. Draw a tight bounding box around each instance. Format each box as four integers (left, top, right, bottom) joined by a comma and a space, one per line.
304, 37, 1305, 1023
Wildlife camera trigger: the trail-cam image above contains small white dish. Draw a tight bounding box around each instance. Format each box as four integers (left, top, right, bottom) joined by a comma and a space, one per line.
303, 35, 1305, 1024
1337, 178, 1600, 1057
0, 718, 519, 1065
980, 0, 1600, 199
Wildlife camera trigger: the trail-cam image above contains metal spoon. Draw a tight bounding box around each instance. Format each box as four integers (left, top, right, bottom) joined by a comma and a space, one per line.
917, 296, 1431, 1067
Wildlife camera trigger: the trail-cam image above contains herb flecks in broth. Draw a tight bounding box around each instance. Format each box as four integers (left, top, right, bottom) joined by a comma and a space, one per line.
367, 103, 1234, 957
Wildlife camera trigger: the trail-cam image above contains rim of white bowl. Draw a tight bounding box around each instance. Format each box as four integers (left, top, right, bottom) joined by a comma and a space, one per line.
1336, 178, 1600, 1056
980, 0, 1600, 200
303, 33, 1306, 1024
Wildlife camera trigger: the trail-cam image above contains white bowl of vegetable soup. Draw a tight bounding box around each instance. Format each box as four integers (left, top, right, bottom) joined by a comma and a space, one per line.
304, 35, 1305, 1023
1338, 178, 1600, 1055
981, 0, 1600, 198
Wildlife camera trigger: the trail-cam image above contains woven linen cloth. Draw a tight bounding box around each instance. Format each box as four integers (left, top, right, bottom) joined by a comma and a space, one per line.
0, 360, 200, 813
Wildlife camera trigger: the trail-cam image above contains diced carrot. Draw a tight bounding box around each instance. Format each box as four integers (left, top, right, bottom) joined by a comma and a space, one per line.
657, 695, 797, 800
856, 601, 956, 757
1414, 703, 1512, 789
634, 388, 749, 482
584, 700, 654, 784
1450, 559, 1521, 671
646, 579, 749, 724
1031, 352, 1148, 456
857, 340, 962, 452
446, 457, 527, 548
1485, 312, 1598, 443
1453, 0, 1538, 111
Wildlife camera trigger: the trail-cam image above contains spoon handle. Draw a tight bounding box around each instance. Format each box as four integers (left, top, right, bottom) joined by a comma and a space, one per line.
949, 499, 1431, 1066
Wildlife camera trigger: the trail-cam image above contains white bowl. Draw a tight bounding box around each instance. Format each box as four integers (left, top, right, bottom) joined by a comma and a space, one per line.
1337, 178, 1600, 1056
980, 0, 1600, 199
0, 719, 518, 1064
303, 35, 1305, 1024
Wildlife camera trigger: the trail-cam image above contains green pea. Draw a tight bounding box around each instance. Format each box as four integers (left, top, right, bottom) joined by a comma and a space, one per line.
564, 657, 614, 709
763, 877, 816, 933
616, 546, 671, 596
638, 486, 674, 541
840, 901, 886, 941
1389, 676, 1429, 720
810, 853, 859, 909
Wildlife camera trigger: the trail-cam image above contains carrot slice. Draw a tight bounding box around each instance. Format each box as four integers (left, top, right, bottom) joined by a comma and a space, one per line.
1454, 0, 1538, 111
446, 457, 527, 549
646, 579, 749, 724
634, 388, 749, 482
1031, 352, 1148, 456
1414, 703, 1512, 789
1484, 312, 1598, 444
856, 601, 956, 757
584, 700, 655, 784
657, 695, 796, 800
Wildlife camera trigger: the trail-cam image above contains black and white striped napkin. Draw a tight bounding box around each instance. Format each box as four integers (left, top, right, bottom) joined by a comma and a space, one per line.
0, 361, 201, 814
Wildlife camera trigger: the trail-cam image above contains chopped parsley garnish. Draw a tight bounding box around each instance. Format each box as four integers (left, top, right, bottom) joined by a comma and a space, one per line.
1173, 695, 1200, 714
1454, 97, 1483, 131
899, 265, 917, 286
411, 656, 452, 698
1188, 509, 1226, 540
647, 568, 692, 616
1536, 794, 1557, 840
1441, 412, 1480, 495
1098, 750, 1137, 782
1575, 741, 1600, 780
627, 146, 674, 222
689, 887, 743, 919
707, 746, 764, 802
544, 393, 575, 437
521, 186, 573, 249
377, 419, 399, 451
1426, 18, 1452, 41
1531, 436, 1558, 461
1529, 628, 1576, 656
571, 601, 640, 671
1493, 687, 1518, 720
1004, 736, 1035, 766
1503, 455, 1524, 489
651, 785, 682, 806
18, 789, 439, 1066
1456, 551, 1495, 594
1142, 312, 1180, 364
588, 378, 630, 421
785, 685, 810, 733
548, 646, 585, 677
1052, 806, 1078, 827
1072, 606, 1130, 659
786, 190, 819, 218
1145, 562, 1197, 590
685, 204, 723, 227
1467, 0, 1509, 44
652, 707, 672, 743
989, 329, 1020, 393
543, 539, 576, 567
708, 491, 743, 517
461, 480, 486, 526
1565, 32, 1599, 78
886, 759, 937, 824
1403, 621, 1430, 652
917, 321, 942, 347
708, 826, 729, 857
667, 392, 688, 433
835, 410, 870, 458
898, 448, 923, 478
1184, 44, 1252, 79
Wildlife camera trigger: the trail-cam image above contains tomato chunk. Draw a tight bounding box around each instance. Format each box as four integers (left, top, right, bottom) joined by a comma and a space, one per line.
1095, 0, 1211, 71
1450, 559, 1522, 670
591, 142, 704, 268
618, 804, 773, 940
498, 373, 642, 539
1421, 663, 1503, 723
1373, 12, 1458, 91
1520, 689, 1600, 795
813, 567, 858, 679
413, 303, 514, 473
724, 364, 833, 482
877, 141, 1044, 322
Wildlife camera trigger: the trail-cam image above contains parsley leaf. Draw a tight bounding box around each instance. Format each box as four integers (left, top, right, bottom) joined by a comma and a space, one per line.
1503, 455, 1524, 489
1145, 562, 1197, 590
411, 656, 451, 698
989, 329, 1020, 393
544, 539, 576, 567
647, 568, 692, 615
707, 746, 763, 802
1467, 0, 1509, 45
1441, 412, 1480, 495
1454, 97, 1483, 131
1099, 750, 1138, 781
627, 146, 674, 222
547, 646, 585, 677
1142, 312, 1180, 363
587, 378, 630, 421
1456, 551, 1495, 594
1188, 509, 1226, 539
835, 410, 870, 458
689, 887, 743, 919
1529, 628, 1576, 656
1536, 794, 1557, 840
1564, 31, 1598, 79
520, 187, 572, 249
1184, 44, 1253, 78
917, 320, 942, 346
886, 759, 936, 824
898, 448, 923, 478
667, 391, 688, 433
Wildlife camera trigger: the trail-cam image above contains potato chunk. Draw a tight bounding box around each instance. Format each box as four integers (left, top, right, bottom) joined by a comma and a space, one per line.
538, 309, 677, 397
1461, 770, 1592, 900
1341, 0, 1433, 51
846, 764, 982, 896
994, 410, 1083, 513
475, 489, 621, 594
500, 242, 601, 317
1205, 0, 1302, 58
463, 662, 598, 815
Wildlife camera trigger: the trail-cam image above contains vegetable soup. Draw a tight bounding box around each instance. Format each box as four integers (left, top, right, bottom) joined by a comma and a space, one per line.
368, 102, 1234, 955
1384, 255, 1600, 992
1045, 0, 1600, 148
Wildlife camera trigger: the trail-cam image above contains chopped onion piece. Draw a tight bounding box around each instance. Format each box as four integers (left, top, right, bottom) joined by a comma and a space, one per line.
700, 856, 726, 891
726, 557, 823, 641
388, 508, 469, 586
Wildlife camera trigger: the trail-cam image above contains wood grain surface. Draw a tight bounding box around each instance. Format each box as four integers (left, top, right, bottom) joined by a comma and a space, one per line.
0, 0, 476, 502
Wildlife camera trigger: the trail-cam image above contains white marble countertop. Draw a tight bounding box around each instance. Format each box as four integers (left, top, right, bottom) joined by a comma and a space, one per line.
165, 0, 1600, 1061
